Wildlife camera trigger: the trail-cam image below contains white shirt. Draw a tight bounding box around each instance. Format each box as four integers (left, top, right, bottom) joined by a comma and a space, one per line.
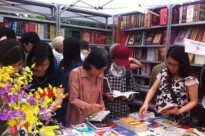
52, 49, 63, 66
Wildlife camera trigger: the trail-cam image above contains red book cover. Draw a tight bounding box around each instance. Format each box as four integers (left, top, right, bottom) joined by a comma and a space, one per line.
182, 5, 187, 23
119, 32, 127, 45
195, 4, 201, 22
82, 31, 92, 43
92, 31, 101, 44
29, 23, 35, 32
129, 15, 135, 29
100, 33, 107, 44
160, 8, 168, 25
195, 26, 205, 41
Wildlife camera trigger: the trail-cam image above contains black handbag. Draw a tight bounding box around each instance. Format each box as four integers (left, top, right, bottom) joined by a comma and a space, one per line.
167, 83, 194, 126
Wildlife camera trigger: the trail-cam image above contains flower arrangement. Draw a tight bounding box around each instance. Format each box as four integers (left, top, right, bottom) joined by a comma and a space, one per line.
0, 66, 64, 135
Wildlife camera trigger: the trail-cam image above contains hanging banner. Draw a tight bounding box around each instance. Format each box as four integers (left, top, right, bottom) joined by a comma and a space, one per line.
184, 38, 205, 56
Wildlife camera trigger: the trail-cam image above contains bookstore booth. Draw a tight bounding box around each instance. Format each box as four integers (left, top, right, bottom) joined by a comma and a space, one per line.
0, 0, 205, 135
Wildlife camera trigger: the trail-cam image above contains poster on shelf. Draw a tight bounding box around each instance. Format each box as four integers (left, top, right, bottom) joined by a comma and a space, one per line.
184, 38, 205, 55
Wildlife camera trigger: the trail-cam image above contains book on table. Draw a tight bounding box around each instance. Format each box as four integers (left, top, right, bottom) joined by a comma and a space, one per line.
86, 110, 110, 122
86, 120, 111, 130
103, 77, 139, 99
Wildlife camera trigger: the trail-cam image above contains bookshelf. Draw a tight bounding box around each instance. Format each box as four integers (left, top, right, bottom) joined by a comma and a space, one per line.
114, 0, 205, 112
0, 0, 113, 46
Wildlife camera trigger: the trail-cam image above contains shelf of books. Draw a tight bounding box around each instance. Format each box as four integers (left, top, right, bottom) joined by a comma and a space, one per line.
0, 15, 57, 41
117, 7, 168, 96
171, 1, 205, 67
61, 24, 112, 46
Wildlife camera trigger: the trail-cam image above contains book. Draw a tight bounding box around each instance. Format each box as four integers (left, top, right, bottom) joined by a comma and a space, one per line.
145, 32, 155, 45
154, 126, 186, 136
112, 126, 138, 136
112, 90, 138, 99
160, 8, 168, 25
174, 28, 192, 46
158, 103, 176, 113
72, 123, 95, 136
61, 126, 81, 136
127, 34, 135, 45
87, 110, 110, 122
152, 33, 162, 44
86, 120, 111, 130
133, 32, 142, 45
39, 125, 64, 136
92, 31, 101, 44
153, 117, 178, 127
95, 129, 122, 136
104, 77, 138, 99
82, 31, 92, 43
118, 117, 148, 133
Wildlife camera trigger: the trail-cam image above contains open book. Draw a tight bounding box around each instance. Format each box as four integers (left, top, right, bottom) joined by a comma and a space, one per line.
158, 103, 176, 113
104, 77, 138, 99
86, 110, 110, 122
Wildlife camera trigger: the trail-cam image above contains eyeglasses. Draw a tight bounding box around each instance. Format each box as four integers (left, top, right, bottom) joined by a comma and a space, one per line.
166, 62, 180, 69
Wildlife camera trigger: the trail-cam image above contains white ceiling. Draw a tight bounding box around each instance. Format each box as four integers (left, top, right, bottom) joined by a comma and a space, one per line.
34, 0, 198, 15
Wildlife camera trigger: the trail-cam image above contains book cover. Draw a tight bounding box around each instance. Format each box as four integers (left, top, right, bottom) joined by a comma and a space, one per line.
86, 120, 111, 130
129, 15, 135, 29
145, 32, 155, 45
186, 4, 195, 23
112, 90, 138, 99
133, 32, 142, 45
147, 48, 156, 61
127, 34, 135, 45
87, 111, 110, 122
174, 28, 192, 46
104, 120, 118, 128
95, 129, 122, 136
152, 33, 163, 44
154, 126, 186, 136
158, 47, 166, 61
152, 10, 160, 26
160, 8, 168, 25
153, 117, 178, 127
82, 31, 92, 43
92, 31, 101, 44
188, 27, 199, 40
100, 33, 107, 44
195, 26, 205, 41
61, 126, 81, 136
118, 117, 148, 133
182, 5, 187, 23
141, 64, 151, 76
112, 126, 138, 136
72, 123, 95, 136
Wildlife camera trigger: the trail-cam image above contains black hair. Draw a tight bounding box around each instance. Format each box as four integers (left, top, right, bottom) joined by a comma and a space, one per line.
0, 27, 16, 39
83, 48, 110, 70
61, 37, 81, 73
0, 39, 25, 66
166, 45, 192, 82
21, 32, 40, 45
80, 40, 89, 50
27, 41, 54, 76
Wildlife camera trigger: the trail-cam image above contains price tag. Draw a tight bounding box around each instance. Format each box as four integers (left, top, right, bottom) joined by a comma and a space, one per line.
185, 38, 205, 56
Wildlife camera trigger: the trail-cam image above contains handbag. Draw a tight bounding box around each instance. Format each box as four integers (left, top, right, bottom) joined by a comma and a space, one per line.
167, 83, 194, 126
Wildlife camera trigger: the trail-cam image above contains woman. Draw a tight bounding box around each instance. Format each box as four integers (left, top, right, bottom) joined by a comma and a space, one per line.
139, 46, 198, 125
66, 48, 110, 125
26, 41, 66, 124
60, 37, 82, 80
0, 39, 25, 73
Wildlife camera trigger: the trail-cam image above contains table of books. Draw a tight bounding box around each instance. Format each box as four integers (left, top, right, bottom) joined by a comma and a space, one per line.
39, 112, 205, 136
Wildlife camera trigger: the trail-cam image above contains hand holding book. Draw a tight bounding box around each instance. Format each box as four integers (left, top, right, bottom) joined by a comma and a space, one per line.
158, 103, 177, 113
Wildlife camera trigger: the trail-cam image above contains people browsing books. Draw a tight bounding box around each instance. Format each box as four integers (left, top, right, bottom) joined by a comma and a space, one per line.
66, 48, 110, 125
103, 44, 136, 119
139, 46, 199, 126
